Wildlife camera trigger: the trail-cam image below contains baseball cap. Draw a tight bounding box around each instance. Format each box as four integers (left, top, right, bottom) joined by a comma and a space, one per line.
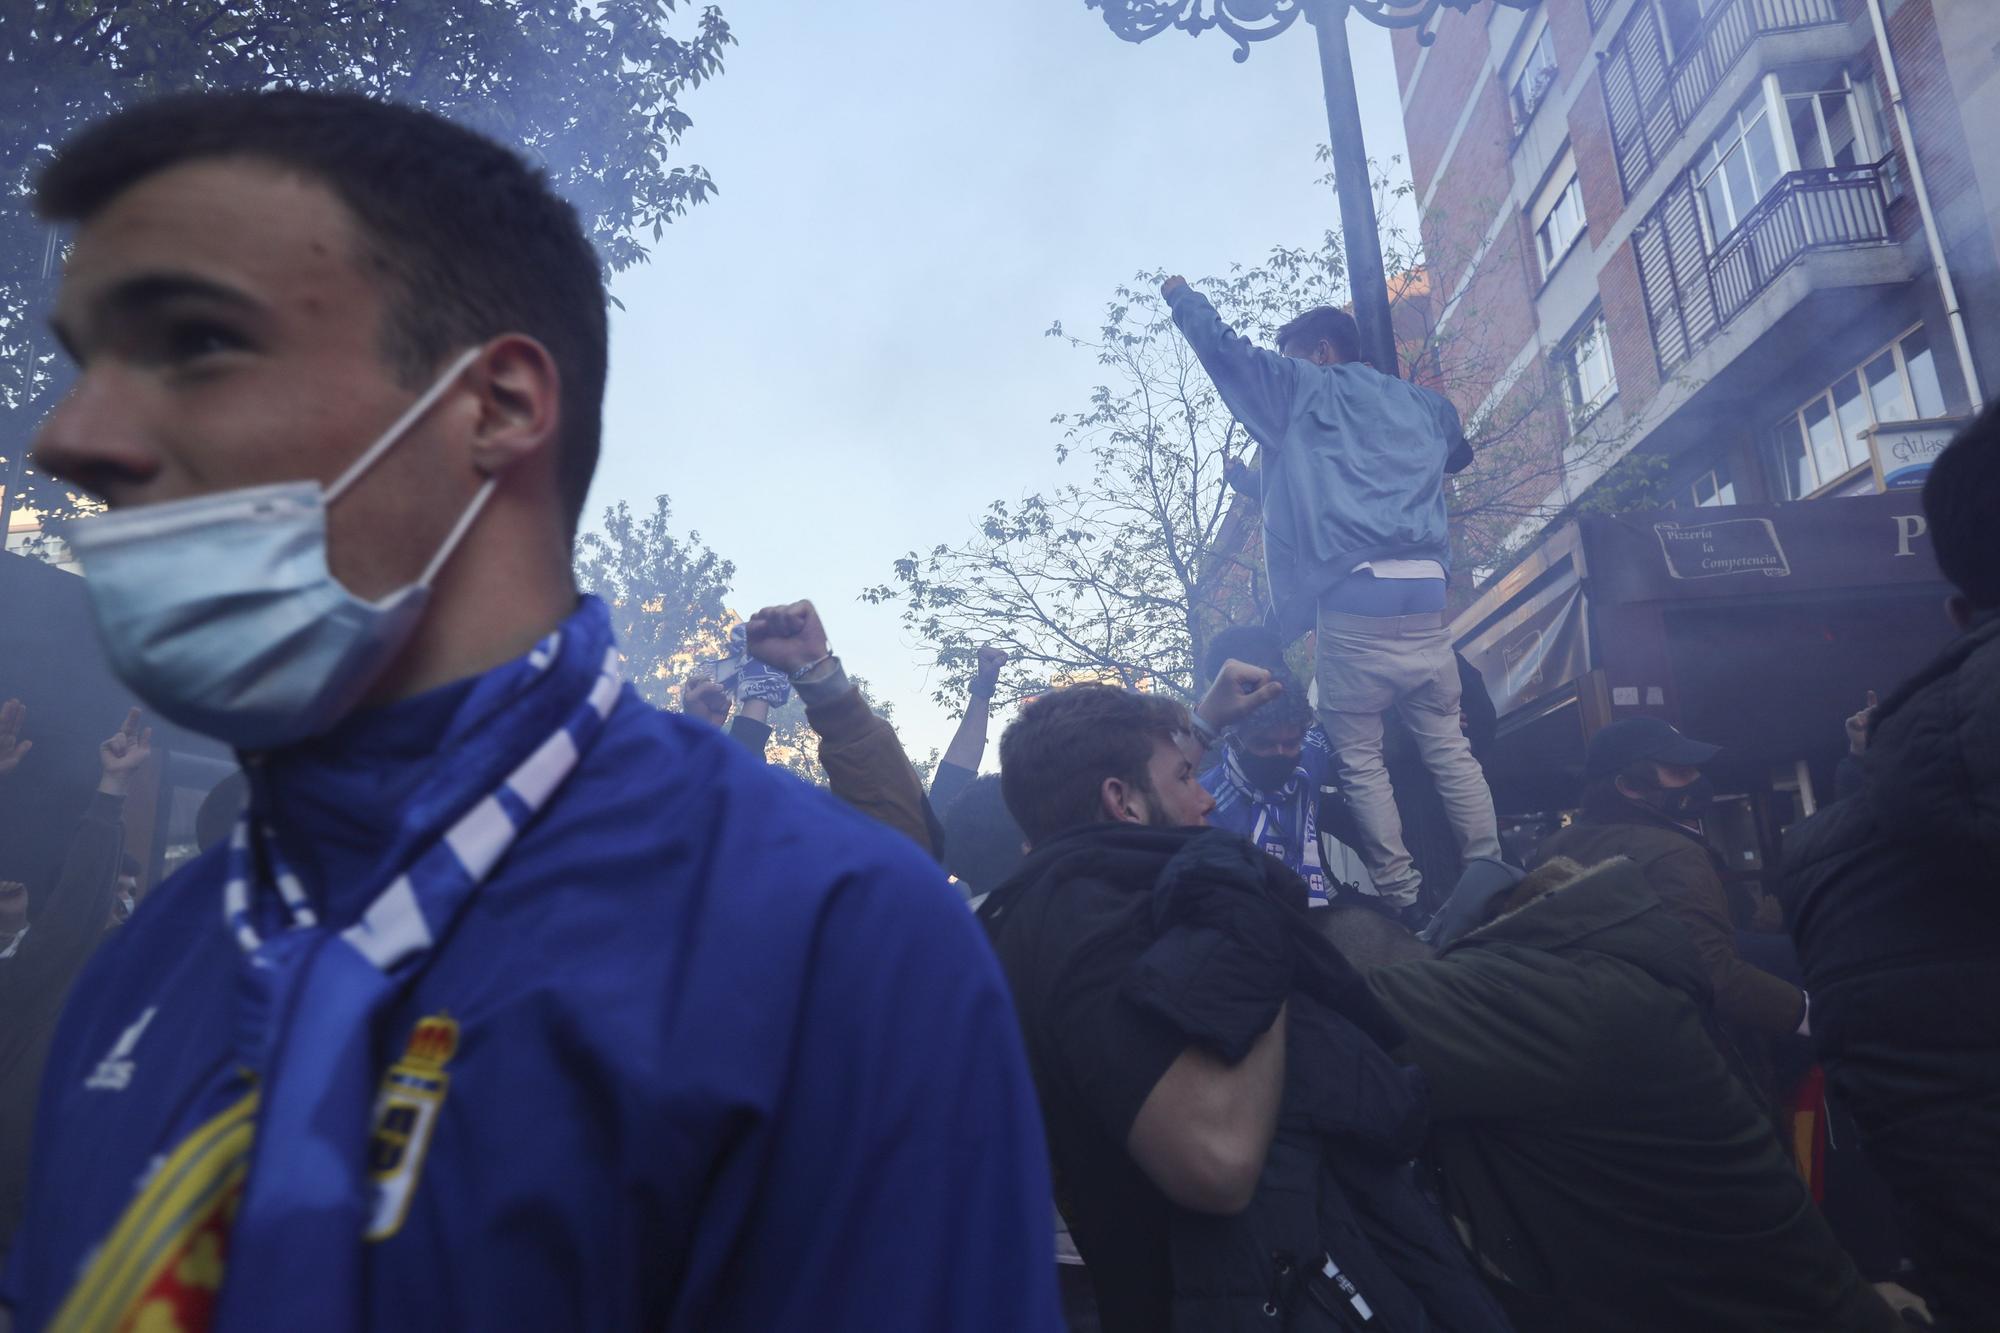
1584, 717, 1721, 781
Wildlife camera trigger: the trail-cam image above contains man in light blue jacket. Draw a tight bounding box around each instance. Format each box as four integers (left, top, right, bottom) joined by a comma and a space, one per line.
1164, 275, 1499, 917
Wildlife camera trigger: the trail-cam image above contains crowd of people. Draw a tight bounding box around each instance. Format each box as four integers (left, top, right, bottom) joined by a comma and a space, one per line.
0, 86, 1992, 1333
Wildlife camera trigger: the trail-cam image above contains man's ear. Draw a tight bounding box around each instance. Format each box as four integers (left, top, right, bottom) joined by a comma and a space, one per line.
1100, 775, 1145, 825
1947, 592, 1975, 632
467, 334, 562, 477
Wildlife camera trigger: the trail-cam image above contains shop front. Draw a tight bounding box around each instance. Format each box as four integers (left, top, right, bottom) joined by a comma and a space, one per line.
1453, 492, 1955, 893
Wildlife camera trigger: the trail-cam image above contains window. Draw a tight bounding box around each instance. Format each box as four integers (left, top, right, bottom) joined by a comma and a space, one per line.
1763, 326, 1953, 499
1531, 154, 1587, 279
1510, 25, 1559, 130
1657, 0, 1727, 61
1693, 87, 1784, 242
1781, 69, 1882, 172
1692, 457, 1737, 508
1561, 311, 1618, 425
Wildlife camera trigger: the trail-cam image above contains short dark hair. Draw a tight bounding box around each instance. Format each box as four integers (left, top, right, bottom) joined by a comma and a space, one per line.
942, 775, 1027, 894
1232, 684, 1312, 745
1923, 400, 2000, 609
1276, 306, 1361, 363
999, 685, 1191, 847
37, 90, 609, 535
1202, 624, 1287, 687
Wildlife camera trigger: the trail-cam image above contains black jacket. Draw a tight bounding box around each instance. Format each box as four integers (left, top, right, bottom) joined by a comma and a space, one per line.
1369, 859, 1895, 1333
1779, 613, 2000, 1330
982, 824, 1510, 1333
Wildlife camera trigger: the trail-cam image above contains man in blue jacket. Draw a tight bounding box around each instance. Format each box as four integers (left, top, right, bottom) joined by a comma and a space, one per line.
1164, 276, 1499, 918
5, 90, 1060, 1333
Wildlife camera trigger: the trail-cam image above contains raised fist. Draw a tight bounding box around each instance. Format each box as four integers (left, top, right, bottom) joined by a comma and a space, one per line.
974, 645, 1009, 696
1197, 660, 1284, 731
745, 601, 831, 677
681, 675, 732, 729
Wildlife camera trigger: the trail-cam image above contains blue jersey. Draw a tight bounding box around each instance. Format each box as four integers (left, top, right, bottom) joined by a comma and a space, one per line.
1202, 726, 1340, 904
6, 660, 1060, 1329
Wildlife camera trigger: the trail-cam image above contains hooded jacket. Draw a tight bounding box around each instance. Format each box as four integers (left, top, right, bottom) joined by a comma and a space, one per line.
1535, 786, 1805, 1036
981, 824, 1509, 1333
1779, 612, 2000, 1329
1366, 858, 1896, 1333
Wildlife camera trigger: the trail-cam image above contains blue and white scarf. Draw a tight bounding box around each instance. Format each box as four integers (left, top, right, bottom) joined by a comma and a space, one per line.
211, 597, 623, 1330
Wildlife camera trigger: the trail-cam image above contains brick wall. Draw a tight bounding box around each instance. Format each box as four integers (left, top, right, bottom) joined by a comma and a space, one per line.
1888, 0, 1984, 230
1421, 78, 1523, 301
1568, 58, 1627, 245
1596, 239, 1663, 411
1402, 11, 1493, 203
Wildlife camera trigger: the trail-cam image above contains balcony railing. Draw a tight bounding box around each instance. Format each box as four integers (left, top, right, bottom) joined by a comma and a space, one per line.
1602, 0, 1843, 198
1637, 158, 1894, 374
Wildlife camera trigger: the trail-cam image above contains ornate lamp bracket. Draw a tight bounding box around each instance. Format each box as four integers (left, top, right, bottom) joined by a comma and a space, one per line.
1089, 0, 1536, 52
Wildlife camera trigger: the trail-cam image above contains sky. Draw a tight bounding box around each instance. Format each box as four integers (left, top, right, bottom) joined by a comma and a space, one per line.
589, 0, 1416, 762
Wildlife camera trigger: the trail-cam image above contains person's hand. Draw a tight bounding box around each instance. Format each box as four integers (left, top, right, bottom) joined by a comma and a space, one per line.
1197, 660, 1284, 730
745, 600, 831, 677
973, 645, 1008, 698
1845, 690, 1879, 757
0, 699, 31, 777
98, 708, 153, 797
681, 675, 732, 729
1160, 275, 1188, 300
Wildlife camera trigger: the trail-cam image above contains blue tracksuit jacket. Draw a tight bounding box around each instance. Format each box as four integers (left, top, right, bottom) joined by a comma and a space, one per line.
5, 658, 1060, 1330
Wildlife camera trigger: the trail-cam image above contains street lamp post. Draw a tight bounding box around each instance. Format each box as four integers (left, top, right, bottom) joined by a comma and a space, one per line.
1087, 0, 1533, 379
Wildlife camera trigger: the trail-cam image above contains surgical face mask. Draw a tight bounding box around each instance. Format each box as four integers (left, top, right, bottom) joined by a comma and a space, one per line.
63, 349, 491, 752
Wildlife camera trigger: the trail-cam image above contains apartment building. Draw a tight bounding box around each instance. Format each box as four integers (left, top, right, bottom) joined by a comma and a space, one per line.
1395, 0, 1997, 533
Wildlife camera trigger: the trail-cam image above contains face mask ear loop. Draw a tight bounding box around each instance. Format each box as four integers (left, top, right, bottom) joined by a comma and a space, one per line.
325, 347, 484, 506
416, 476, 499, 590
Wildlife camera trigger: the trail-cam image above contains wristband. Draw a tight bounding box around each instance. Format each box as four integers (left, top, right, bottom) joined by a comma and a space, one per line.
1190, 710, 1222, 749
788, 652, 835, 683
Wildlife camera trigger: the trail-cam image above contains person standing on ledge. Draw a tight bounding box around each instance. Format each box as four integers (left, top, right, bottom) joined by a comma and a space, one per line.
1162, 274, 1496, 922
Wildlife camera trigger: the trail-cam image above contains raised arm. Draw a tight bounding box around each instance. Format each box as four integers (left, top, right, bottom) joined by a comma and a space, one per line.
935, 647, 1006, 802
2, 710, 146, 1004
1162, 276, 1299, 451
748, 600, 940, 857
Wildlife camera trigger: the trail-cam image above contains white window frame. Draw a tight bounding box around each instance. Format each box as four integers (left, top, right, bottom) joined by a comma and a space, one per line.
1693, 79, 1787, 246
1508, 23, 1559, 131
1765, 324, 1949, 499
1691, 458, 1736, 508
1561, 310, 1618, 427
1778, 68, 1886, 173
1530, 151, 1588, 280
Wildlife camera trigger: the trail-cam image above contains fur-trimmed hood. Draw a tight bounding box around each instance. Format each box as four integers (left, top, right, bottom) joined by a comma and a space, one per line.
1449, 856, 1713, 1007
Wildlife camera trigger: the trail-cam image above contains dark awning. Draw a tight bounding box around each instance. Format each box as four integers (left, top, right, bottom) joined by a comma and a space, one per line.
1451, 493, 1955, 809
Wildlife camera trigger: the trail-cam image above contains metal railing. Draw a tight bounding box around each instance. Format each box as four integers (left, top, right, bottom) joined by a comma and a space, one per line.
1637, 158, 1894, 373
1709, 160, 1891, 322
1602, 0, 1842, 198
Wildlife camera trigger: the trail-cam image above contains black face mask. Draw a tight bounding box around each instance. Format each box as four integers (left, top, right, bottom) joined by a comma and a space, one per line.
1238, 751, 1300, 793
1633, 773, 1716, 821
